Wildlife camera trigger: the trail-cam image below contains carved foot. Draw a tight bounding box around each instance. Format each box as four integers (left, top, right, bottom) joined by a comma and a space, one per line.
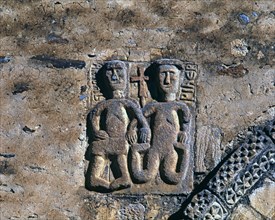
131, 143, 150, 153
90, 177, 110, 189
165, 176, 181, 185
110, 177, 131, 190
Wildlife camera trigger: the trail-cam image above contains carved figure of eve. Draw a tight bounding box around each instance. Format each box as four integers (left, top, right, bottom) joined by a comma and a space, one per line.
131, 60, 191, 184
88, 61, 151, 191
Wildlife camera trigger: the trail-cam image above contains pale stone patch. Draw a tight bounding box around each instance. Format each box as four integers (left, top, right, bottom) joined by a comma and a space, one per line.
230, 39, 248, 57
115, 0, 134, 8
249, 179, 275, 218
257, 51, 265, 60
231, 204, 264, 220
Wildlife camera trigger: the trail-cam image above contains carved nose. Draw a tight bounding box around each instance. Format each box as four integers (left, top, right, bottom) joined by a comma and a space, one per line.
111, 71, 118, 81
164, 72, 170, 84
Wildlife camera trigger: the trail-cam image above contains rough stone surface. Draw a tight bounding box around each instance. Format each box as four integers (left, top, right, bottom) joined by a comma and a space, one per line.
1, 0, 275, 219
80, 193, 185, 220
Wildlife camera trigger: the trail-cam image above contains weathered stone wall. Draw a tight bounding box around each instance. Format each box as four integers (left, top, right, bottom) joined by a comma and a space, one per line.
1, 0, 274, 219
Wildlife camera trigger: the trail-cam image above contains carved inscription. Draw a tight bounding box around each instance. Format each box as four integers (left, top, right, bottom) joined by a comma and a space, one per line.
89, 62, 104, 103
86, 59, 197, 193
180, 63, 197, 104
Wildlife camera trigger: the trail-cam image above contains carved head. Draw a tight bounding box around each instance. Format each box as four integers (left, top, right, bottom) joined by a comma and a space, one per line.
157, 64, 180, 96
104, 61, 127, 95
145, 59, 183, 102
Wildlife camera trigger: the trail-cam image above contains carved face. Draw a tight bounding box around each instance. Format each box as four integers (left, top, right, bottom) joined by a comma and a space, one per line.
157, 64, 180, 94
105, 62, 127, 91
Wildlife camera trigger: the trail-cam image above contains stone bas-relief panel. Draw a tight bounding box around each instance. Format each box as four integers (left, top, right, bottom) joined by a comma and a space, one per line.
85, 59, 197, 194
1, 0, 275, 219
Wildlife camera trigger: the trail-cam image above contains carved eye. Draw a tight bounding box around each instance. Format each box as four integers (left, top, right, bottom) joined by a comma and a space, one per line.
117, 69, 124, 77
106, 70, 112, 75
170, 71, 176, 75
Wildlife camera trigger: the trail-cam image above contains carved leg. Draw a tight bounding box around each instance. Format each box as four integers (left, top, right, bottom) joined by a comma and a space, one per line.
163, 144, 190, 184
179, 143, 191, 181
90, 155, 110, 189
110, 154, 131, 190
131, 148, 159, 183
162, 149, 181, 184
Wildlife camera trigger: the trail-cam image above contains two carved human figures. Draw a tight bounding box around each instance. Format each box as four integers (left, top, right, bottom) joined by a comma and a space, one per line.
87, 60, 191, 191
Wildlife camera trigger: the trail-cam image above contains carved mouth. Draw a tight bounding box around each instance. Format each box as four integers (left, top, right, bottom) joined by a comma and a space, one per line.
111, 81, 121, 84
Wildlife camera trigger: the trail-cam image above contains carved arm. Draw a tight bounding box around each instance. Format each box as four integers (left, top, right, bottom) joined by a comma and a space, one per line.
142, 102, 157, 118
90, 101, 109, 140
176, 102, 191, 143
124, 100, 151, 143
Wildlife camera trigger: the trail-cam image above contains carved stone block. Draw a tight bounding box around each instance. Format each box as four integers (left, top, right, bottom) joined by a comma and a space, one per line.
195, 125, 223, 173
182, 119, 275, 220
85, 59, 198, 194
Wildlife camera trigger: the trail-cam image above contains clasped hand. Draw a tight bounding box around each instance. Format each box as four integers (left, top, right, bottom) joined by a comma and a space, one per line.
126, 128, 151, 144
